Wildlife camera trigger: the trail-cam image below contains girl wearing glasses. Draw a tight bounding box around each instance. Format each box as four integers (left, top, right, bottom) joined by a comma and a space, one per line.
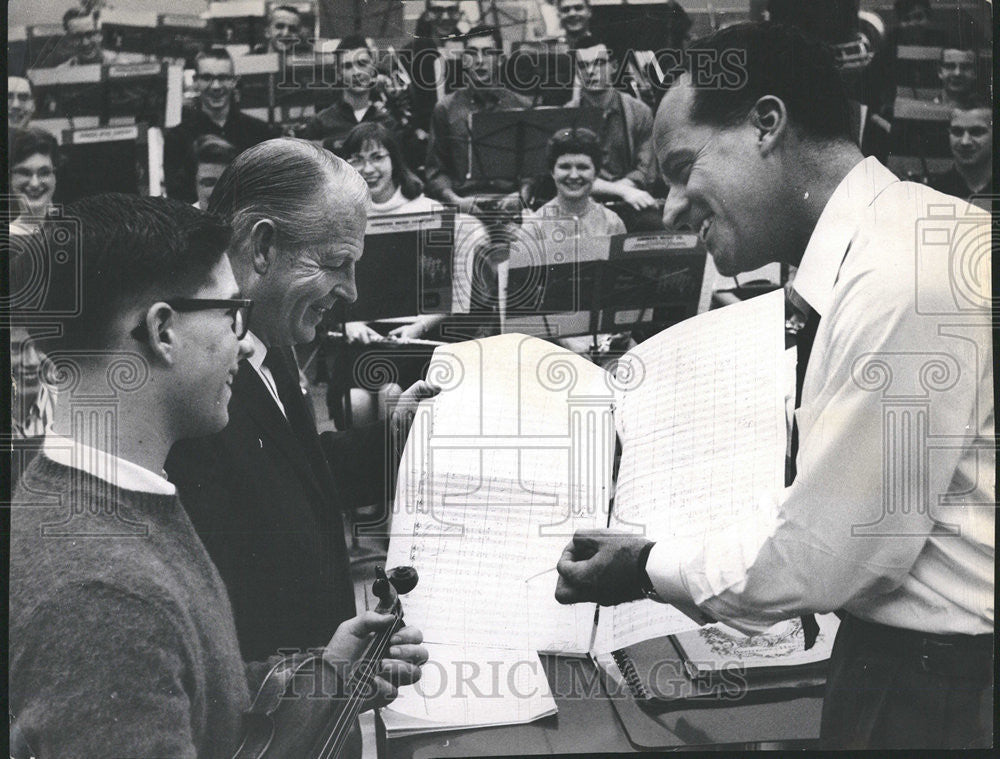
8, 127, 59, 237
337, 122, 488, 423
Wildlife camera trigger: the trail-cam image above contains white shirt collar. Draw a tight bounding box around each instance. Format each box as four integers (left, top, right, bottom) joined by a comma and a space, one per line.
246, 330, 269, 374
43, 431, 176, 496
793, 157, 899, 317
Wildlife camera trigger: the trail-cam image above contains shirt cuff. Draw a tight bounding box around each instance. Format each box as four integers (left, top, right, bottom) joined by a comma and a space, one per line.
644, 540, 690, 605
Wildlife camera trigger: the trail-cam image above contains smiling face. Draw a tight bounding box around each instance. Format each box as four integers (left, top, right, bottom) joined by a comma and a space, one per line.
66, 15, 104, 63
655, 77, 785, 277
347, 138, 395, 204
195, 57, 237, 112
557, 0, 591, 35
949, 108, 991, 169
8, 77, 35, 128
552, 152, 596, 202
11, 152, 56, 219
253, 190, 366, 346
339, 47, 376, 94
267, 8, 302, 52
171, 255, 254, 437
939, 49, 976, 100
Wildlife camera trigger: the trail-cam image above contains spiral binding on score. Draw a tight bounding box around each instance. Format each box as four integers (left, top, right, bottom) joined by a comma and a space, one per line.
611, 649, 650, 700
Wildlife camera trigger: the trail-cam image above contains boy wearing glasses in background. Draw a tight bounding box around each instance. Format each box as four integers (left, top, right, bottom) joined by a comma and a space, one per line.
930, 102, 993, 211
164, 49, 277, 204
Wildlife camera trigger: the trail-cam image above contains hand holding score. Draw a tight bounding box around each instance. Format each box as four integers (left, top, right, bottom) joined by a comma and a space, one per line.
389, 379, 440, 445
555, 529, 654, 606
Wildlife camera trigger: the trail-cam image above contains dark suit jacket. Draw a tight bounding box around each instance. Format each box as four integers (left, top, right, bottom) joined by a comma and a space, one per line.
165, 354, 389, 662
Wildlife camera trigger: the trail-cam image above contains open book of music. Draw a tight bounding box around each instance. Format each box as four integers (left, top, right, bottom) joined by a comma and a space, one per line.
381, 290, 831, 735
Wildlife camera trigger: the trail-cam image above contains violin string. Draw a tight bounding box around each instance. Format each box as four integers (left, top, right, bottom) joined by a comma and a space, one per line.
315, 610, 404, 759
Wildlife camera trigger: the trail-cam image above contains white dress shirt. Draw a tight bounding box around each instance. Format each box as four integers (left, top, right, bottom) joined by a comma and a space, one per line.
245, 330, 287, 417
43, 433, 176, 496
647, 157, 994, 635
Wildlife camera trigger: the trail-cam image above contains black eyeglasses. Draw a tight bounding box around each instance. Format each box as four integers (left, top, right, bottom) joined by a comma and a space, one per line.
130, 298, 253, 342
949, 126, 989, 138
194, 73, 236, 84
426, 5, 460, 16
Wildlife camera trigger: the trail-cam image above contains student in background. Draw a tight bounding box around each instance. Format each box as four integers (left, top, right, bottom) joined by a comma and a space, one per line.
253, 4, 307, 55
567, 37, 657, 211
56, 8, 116, 67
526, 127, 626, 238
555, 0, 594, 48
8, 126, 59, 236
929, 102, 992, 209
8, 77, 35, 128
301, 35, 400, 153
934, 44, 981, 107
191, 135, 238, 212
164, 49, 277, 203
424, 26, 532, 213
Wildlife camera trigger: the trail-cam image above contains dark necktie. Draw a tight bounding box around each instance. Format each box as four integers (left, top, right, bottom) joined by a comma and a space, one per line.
263, 347, 317, 443
788, 300, 821, 650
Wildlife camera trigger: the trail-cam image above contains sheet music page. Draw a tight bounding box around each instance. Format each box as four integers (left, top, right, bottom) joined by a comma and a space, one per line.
593, 290, 787, 654
385, 334, 615, 658
380, 644, 557, 735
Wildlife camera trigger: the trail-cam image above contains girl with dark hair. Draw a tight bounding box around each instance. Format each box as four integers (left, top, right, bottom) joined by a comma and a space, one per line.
339, 122, 433, 213
9, 126, 60, 235
526, 127, 626, 237
337, 122, 489, 423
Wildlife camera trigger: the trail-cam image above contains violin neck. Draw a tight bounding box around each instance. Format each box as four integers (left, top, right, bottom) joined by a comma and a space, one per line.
312, 608, 403, 759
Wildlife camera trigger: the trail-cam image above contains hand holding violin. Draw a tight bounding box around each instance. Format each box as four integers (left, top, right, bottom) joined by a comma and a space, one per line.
323, 611, 427, 710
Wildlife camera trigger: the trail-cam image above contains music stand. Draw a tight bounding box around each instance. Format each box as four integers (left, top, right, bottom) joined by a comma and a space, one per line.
59, 123, 151, 202
28, 64, 104, 132
344, 210, 457, 323
597, 232, 707, 333
468, 107, 604, 184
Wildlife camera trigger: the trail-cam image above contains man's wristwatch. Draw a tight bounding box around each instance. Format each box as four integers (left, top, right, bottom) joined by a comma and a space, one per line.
636, 540, 660, 601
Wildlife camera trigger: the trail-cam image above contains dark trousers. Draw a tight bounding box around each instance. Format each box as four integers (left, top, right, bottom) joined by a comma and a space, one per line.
820, 614, 994, 749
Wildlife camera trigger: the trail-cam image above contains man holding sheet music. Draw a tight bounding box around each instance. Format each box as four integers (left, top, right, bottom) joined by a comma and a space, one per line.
555, 22, 993, 749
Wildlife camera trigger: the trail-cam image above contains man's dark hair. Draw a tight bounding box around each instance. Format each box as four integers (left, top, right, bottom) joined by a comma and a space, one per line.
335, 33, 372, 55
31, 194, 231, 350
571, 33, 605, 53
894, 0, 931, 18
193, 134, 238, 167
270, 4, 302, 19
10, 126, 60, 169
546, 127, 603, 173
463, 25, 499, 44
683, 22, 852, 142
196, 47, 234, 65
62, 7, 94, 31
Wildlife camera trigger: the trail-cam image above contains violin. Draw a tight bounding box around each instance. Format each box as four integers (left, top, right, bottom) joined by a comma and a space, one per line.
233, 566, 419, 759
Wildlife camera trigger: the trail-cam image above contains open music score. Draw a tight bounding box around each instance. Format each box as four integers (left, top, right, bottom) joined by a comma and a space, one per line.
382, 290, 789, 734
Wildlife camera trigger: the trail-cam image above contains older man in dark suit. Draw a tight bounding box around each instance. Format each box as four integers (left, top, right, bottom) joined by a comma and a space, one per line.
166, 138, 436, 662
